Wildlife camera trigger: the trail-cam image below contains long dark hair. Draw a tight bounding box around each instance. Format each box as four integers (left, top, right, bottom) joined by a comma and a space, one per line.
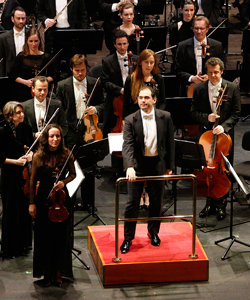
23, 28, 43, 56
36, 124, 70, 165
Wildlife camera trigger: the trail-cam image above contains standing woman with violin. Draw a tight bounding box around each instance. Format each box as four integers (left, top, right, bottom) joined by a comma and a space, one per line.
123, 48, 166, 120
9, 28, 57, 102
29, 124, 76, 287
190, 57, 241, 221
0, 101, 33, 259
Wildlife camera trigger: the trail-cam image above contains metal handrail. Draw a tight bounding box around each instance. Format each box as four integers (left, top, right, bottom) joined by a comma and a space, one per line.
112, 174, 198, 262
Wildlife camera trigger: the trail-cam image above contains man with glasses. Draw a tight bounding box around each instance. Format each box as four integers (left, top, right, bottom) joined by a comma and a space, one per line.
175, 16, 224, 96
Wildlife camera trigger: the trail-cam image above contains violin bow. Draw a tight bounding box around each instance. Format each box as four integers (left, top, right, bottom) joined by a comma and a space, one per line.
0, 58, 3, 63
43, 84, 54, 128
47, 144, 76, 199
76, 77, 101, 129
155, 45, 177, 55
24, 107, 60, 156
35, 48, 63, 77
44, 0, 74, 33
214, 83, 228, 115
207, 18, 228, 38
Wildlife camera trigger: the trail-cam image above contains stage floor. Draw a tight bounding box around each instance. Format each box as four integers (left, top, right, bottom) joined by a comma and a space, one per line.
88, 222, 209, 285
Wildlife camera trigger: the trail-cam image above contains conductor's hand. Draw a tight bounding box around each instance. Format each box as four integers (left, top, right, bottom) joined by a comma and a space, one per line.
208, 113, 220, 123
126, 167, 136, 182
29, 204, 36, 218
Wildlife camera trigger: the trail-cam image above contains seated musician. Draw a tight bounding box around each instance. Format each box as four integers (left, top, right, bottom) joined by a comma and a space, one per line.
22, 76, 67, 138
190, 57, 241, 221
175, 16, 224, 96
56, 54, 104, 211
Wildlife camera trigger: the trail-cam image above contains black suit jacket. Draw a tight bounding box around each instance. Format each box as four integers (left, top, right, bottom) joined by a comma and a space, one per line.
56, 75, 104, 131
175, 37, 224, 96
101, 52, 138, 136
122, 109, 175, 174
0, 30, 16, 76
35, 0, 88, 29
190, 79, 241, 134
22, 98, 68, 136
241, 0, 250, 27
1, 0, 20, 30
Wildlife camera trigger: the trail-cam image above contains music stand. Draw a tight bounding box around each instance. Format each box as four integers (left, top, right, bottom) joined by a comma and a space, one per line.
74, 138, 109, 226
214, 153, 250, 260
162, 139, 206, 215
0, 77, 13, 108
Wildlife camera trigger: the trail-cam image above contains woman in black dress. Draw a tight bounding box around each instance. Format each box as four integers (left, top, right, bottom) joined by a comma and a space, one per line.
1, 101, 33, 259
169, 0, 196, 67
10, 28, 57, 102
29, 124, 76, 287
123, 48, 166, 119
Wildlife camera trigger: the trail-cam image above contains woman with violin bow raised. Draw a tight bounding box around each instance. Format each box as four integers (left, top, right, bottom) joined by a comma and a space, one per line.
29, 123, 76, 287
0, 101, 33, 259
9, 28, 57, 102
190, 57, 241, 221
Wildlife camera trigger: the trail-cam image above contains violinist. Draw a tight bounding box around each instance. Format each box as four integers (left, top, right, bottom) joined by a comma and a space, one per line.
123, 48, 166, 120
0, 6, 26, 77
56, 54, 104, 211
175, 16, 224, 96
22, 76, 67, 138
29, 124, 76, 287
190, 57, 241, 221
0, 101, 33, 259
9, 28, 57, 102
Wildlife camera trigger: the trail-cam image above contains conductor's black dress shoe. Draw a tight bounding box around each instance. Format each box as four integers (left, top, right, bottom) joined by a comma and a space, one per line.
147, 232, 161, 246
120, 239, 132, 254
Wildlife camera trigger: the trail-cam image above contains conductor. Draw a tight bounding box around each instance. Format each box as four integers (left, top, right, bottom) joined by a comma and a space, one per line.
121, 86, 175, 254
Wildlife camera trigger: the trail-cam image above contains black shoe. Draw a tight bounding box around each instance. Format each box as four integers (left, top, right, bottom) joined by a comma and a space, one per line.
147, 232, 161, 246
120, 239, 132, 254
216, 207, 226, 221
139, 205, 144, 210
199, 203, 216, 218
144, 204, 149, 211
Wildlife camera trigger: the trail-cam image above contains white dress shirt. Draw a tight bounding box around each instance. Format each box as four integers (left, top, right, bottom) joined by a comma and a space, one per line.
13, 28, 25, 55
197, 0, 205, 15
34, 97, 47, 131
73, 76, 87, 119
117, 51, 129, 86
141, 108, 158, 157
189, 36, 207, 82
208, 79, 222, 113
56, 0, 70, 28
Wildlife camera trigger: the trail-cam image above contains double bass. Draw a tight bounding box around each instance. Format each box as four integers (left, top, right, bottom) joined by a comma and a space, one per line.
194, 84, 232, 199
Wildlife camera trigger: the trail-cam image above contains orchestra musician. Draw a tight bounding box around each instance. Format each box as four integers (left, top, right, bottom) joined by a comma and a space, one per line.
35, 0, 88, 54
169, 0, 196, 67
190, 57, 241, 221
175, 16, 224, 96
0, 6, 26, 77
0, 101, 33, 259
9, 28, 57, 102
101, 29, 138, 138
122, 48, 166, 120
0, 0, 20, 30
120, 85, 174, 254
56, 54, 104, 211
29, 123, 76, 287
22, 76, 67, 138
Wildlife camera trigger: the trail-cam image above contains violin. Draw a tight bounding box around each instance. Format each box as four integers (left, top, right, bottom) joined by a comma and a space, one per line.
111, 51, 135, 134
83, 94, 103, 143
135, 27, 144, 55
194, 84, 232, 198
47, 146, 75, 222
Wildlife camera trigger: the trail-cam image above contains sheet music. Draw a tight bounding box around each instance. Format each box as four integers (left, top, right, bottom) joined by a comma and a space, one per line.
108, 133, 124, 154
66, 160, 85, 198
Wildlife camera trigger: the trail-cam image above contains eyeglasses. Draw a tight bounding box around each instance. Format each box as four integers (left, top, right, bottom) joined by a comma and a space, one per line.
194, 27, 207, 31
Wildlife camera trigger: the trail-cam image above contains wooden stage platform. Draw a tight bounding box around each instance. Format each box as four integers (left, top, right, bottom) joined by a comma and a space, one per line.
88, 222, 209, 286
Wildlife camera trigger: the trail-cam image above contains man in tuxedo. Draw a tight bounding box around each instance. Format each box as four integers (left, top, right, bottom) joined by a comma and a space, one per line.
190, 57, 241, 221
22, 76, 67, 138
35, 0, 88, 53
56, 54, 104, 211
101, 30, 137, 138
0, 6, 26, 77
120, 86, 175, 254
99, 0, 150, 51
175, 16, 224, 96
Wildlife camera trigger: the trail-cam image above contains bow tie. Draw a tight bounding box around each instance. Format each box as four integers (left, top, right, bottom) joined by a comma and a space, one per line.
210, 84, 220, 93
143, 113, 153, 120
36, 102, 46, 108
118, 55, 128, 61
75, 81, 84, 86
15, 32, 23, 37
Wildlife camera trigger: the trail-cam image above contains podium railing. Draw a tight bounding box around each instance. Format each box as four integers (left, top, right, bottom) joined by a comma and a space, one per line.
112, 174, 198, 262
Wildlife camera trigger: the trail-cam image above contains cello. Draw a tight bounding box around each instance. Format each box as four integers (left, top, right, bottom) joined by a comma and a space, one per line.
194, 84, 232, 199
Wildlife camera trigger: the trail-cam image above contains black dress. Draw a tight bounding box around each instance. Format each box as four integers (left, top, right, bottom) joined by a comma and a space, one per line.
10, 52, 58, 102
122, 73, 166, 119
1, 121, 33, 258
30, 152, 75, 279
